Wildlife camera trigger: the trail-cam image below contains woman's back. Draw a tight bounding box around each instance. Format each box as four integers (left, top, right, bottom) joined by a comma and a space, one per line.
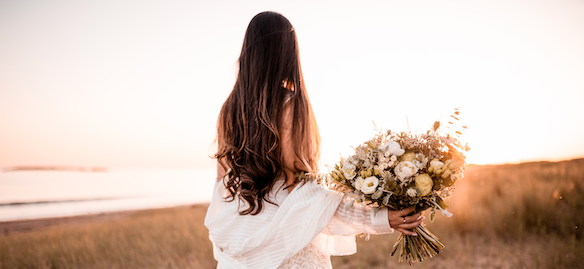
206, 11, 401, 269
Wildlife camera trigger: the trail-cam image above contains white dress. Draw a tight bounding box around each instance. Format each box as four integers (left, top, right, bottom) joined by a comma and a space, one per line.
204, 177, 393, 269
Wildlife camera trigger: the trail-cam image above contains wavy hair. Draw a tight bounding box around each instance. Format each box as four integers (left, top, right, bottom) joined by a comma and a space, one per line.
215, 11, 320, 215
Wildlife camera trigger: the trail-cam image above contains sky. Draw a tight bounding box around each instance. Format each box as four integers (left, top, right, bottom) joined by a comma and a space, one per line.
1, 0, 583, 169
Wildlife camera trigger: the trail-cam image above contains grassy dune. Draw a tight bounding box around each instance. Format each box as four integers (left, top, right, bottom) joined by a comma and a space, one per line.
0, 206, 216, 269
2, 159, 583, 268
333, 158, 584, 268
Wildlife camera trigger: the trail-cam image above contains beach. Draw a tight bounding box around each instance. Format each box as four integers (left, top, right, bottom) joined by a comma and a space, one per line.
0, 168, 216, 222
0, 205, 190, 235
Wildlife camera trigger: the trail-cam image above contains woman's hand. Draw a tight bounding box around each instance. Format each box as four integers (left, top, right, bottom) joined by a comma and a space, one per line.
388, 206, 424, 236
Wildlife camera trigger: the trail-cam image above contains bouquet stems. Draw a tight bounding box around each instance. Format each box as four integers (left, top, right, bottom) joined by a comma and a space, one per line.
391, 223, 444, 264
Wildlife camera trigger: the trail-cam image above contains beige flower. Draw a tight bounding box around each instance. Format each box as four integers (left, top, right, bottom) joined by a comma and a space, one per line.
394, 161, 418, 180
360, 169, 373, 178
399, 152, 416, 162
441, 168, 451, 178
414, 173, 433, 196
361, 176, 379, 194
428, 159, 444, 173
353, 177, 365, 190
373, 165, 381, 176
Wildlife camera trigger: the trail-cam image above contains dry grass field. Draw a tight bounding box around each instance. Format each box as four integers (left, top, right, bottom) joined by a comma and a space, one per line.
1, 159, 583, 268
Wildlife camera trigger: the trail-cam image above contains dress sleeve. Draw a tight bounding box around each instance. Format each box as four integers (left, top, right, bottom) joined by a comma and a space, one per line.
321, 199, 394, 236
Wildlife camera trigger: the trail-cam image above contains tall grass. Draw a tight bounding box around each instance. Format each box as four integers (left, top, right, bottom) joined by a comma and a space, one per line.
332, 158, 584, 268
451, 159, 584, 239
1, 159, 583, 268
0, 205, 215, 269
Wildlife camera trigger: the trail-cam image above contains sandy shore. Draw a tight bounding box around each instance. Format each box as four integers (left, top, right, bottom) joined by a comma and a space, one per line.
0, 204, 206, 235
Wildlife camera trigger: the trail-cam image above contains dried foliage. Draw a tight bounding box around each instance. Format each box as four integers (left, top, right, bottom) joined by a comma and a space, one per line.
300, 109, 470, 263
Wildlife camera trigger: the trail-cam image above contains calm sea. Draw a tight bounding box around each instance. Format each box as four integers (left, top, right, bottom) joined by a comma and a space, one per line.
0, 168, 216, 221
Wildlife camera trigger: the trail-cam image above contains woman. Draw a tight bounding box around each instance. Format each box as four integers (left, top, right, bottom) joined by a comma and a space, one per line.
204, 11, 423, 269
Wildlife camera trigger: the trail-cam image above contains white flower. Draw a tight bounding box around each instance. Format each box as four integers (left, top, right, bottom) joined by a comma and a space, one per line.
394, 161, 418, 180
341, 162, 357, 180
406, 188, 418, 197
353, 177, 365, 190
378, 156, 387, 163
361, 176, 379, 194
381, 141, 405, 156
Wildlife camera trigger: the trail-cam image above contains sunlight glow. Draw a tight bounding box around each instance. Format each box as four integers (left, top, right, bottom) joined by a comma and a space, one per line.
1, 0, 583, 168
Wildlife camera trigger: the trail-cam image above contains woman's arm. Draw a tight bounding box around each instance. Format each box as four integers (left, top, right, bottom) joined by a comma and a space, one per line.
322, 201, 423, 236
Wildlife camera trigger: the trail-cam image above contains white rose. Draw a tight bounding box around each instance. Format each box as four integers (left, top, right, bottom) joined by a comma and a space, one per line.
361, 176, 379, 194
381, 141, 405, 156
341, 162, 357, 180
394, 161, 418, 180
406, 188, 418, 197
353, 177, 365, 190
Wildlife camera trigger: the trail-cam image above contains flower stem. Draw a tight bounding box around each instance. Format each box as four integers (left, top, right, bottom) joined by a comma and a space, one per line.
390, 223, 444, 263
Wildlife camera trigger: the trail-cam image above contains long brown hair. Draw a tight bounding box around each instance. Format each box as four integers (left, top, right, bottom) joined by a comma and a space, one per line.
215, 11, 320, 215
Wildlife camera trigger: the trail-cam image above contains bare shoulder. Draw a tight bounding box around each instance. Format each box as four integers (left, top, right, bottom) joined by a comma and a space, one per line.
216, 161, 225, 182
281, 98, 294, 124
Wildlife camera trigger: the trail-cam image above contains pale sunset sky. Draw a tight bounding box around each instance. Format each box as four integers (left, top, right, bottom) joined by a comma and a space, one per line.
1, 0, 583, 169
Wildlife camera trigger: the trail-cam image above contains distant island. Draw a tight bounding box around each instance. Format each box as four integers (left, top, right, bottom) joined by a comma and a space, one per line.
2, 166, 108, 173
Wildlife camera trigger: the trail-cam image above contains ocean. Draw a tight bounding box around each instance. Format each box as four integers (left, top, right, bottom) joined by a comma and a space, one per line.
0, 168, 216, 221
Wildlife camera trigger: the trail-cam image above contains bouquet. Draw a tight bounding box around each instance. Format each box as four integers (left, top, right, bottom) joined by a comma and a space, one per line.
301, 109, 469, 264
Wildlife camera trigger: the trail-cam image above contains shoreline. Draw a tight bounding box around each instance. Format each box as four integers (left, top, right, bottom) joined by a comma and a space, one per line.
0, 203, 209, 235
